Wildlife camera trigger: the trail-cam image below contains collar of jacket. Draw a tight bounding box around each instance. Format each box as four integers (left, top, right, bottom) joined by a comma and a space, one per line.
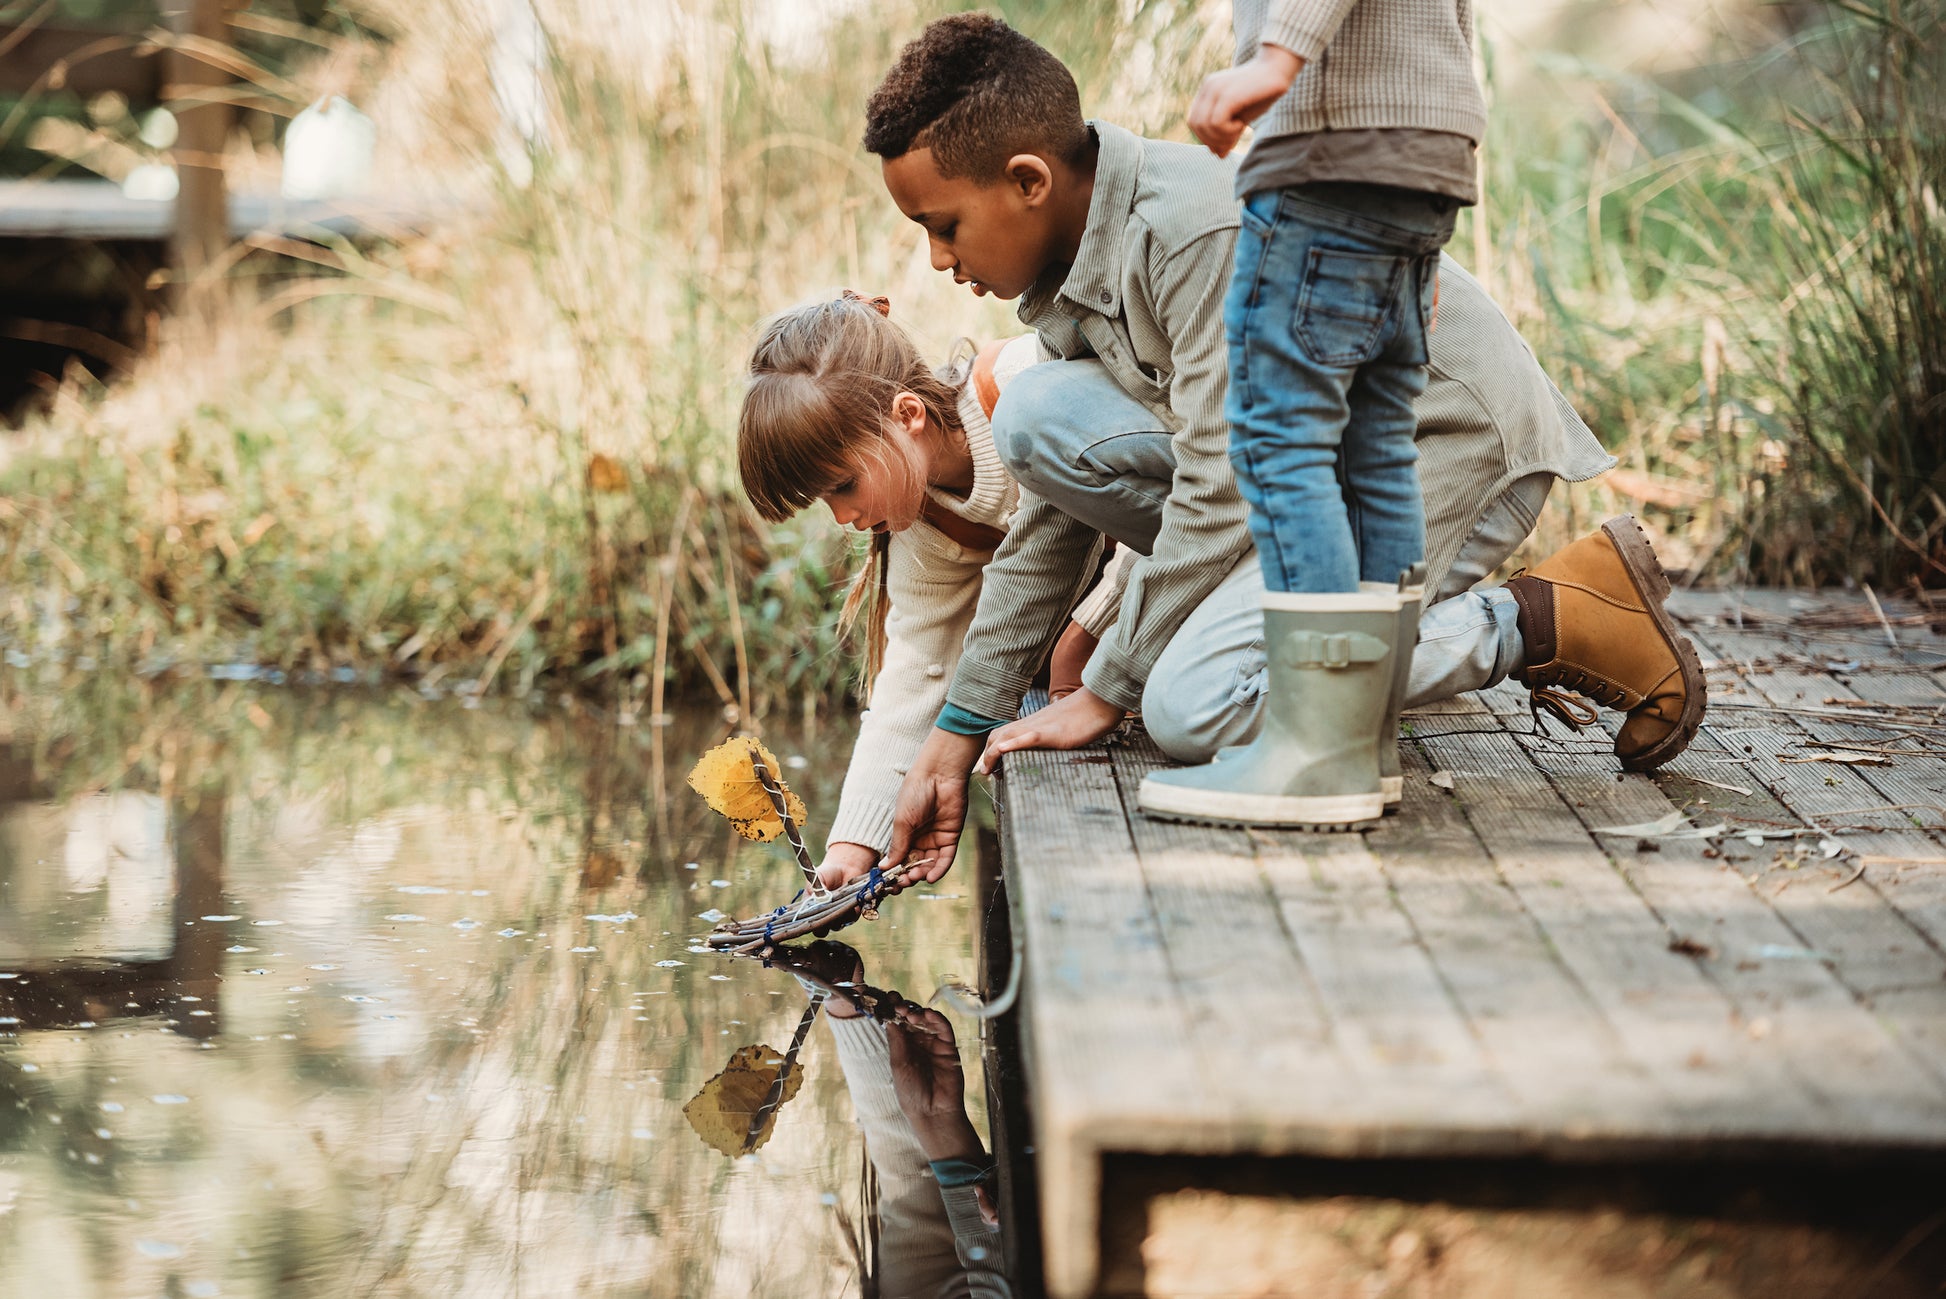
1017, 121, 1142, 324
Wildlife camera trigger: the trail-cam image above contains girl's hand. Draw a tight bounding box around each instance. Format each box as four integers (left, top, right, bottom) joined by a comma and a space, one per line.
884, 730, 983, 885
1189, 44, 1305, 157
977, 688, 1126, 773
816, 841, 881, 891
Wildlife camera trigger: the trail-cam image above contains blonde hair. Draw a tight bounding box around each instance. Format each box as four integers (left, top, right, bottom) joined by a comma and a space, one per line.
737, 293, 968, 692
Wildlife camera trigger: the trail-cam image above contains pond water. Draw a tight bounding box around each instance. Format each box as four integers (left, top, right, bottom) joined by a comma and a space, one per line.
0, 676, 991, 1298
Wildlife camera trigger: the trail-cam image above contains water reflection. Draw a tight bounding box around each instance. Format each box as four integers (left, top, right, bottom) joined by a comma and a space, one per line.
0, 680, 986, 1298
719, 942, 1011, 1299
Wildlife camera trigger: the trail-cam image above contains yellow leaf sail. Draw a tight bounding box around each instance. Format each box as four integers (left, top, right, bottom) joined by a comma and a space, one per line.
686, 737, 807, 843
682, 1044, 805, 1156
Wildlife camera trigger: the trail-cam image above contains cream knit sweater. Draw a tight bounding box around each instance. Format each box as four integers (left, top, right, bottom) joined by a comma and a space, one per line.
824, 336, 1039, 854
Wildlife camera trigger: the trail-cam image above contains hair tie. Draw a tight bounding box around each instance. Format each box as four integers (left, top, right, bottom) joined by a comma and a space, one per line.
840, 289, 892, 318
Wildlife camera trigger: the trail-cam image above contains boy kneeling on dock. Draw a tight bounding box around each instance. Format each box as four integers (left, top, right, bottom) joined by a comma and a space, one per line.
838, 15, 1704, 882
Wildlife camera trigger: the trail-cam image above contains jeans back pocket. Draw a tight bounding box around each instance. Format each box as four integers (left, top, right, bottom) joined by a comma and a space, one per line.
1295, 247, 1406, 367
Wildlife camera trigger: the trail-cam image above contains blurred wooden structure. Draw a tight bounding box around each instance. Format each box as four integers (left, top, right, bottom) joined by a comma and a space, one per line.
0, 749, 227, 1042
994, 589, 1946, 1297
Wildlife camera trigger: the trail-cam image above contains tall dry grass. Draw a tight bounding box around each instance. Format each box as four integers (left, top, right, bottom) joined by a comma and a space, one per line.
2, 0, 1935, 728
1460, 0, 1945, 589
0, 0, 1218, 716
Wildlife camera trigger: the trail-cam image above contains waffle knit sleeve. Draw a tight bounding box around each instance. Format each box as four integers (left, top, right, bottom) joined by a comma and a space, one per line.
1261, 0, 1361, 61
825, 534, 987, 854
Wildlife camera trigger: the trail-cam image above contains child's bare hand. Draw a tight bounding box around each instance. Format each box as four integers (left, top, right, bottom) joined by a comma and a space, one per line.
977, 688, 1125, 773
885, 729, 983, 885
1189, 44, 1305, 157
815, 841, 881, 891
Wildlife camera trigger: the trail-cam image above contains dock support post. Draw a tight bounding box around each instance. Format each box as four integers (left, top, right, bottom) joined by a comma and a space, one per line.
166, 0, 231, 322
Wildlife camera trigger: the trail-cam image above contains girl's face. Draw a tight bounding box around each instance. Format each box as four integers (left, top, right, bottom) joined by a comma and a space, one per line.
821, 443, 924, 534
820, 393, 932, 535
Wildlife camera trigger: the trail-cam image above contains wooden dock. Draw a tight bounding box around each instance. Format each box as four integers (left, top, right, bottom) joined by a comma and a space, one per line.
990, 589, 1946, 1297
0, 178, 447, 243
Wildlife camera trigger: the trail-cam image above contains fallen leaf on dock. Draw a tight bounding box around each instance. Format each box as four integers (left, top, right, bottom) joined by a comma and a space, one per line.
1684, 775, 1754, 796
1592, 811, 1726, 840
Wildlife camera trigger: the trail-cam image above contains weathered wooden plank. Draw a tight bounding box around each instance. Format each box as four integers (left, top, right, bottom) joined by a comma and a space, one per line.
1362, 742, 1657, 1130
1660, 723, 1946, 997
1468, 682, 1946, 1136
1680, 612, 1946, 952
1412, 700, 1838, 1135
1101, 739, 1356, 1117
1107, 736, 1566, 1145
994, 745, 1209, 1299
1251, 822, 1519, 1134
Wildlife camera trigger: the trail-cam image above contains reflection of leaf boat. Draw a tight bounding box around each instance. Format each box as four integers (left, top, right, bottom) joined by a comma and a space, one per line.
738, 938, 917, 1023
681, 997, 820, 1157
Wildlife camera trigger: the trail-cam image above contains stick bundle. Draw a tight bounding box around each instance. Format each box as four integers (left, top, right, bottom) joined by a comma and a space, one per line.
704, 860, 923, 954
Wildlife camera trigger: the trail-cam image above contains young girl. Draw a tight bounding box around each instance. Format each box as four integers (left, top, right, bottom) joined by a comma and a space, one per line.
739, 292, 1085, 886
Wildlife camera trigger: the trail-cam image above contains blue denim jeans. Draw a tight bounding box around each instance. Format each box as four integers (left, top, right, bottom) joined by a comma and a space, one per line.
990, 360, 1541, 762
1225, 182, 1457, 593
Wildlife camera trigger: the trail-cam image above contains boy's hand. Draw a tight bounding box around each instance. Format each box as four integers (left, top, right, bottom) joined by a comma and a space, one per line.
977, 688, 1126, 772
815, 841, 881, 891
884, 729, 984, 885
1189, 43, 1305, 158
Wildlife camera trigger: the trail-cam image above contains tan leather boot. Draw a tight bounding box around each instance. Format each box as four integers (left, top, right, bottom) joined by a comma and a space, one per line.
1503, 516, 1706, 771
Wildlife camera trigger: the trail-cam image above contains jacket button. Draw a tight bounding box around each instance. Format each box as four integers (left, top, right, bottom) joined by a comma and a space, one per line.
1098, 289, 1111, 304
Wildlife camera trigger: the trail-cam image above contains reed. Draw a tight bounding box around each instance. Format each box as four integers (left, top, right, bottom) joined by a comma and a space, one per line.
1, 1, 1932, 725
0, 0, 1216, 711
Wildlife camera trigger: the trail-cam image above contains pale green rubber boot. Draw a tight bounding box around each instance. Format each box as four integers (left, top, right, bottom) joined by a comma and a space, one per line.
1377, 565, 1426, 813
1139, 590, 1401, 828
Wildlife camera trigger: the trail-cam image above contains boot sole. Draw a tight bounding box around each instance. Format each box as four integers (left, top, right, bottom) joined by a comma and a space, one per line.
1138, 777, 1384, 830
1601, 516, 1709, 772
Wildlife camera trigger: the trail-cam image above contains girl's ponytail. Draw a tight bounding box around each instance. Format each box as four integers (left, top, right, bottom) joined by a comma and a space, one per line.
836, 530, 892, 699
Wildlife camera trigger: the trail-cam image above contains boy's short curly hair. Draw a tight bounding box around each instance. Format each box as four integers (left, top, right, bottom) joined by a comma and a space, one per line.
862, 13, 1089, 182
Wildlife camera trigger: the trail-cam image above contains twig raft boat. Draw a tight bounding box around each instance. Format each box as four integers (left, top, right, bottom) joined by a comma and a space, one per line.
686, 735, 921, 954
702, 861, 920, 954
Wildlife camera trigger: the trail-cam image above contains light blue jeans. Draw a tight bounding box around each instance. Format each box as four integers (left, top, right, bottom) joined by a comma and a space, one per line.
1227, 182, 1457, 592
991, 359, 1535, 763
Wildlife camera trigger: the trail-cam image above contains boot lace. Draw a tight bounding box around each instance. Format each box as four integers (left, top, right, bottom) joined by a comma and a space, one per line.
1528, 684, 1604, 735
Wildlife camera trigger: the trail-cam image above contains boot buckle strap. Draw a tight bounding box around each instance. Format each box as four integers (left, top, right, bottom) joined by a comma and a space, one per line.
1280, 630, 1390, 670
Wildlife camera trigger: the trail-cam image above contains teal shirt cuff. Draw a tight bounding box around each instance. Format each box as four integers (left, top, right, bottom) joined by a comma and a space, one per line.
936, 702, 1008, 736
929, 1154, 995, 1188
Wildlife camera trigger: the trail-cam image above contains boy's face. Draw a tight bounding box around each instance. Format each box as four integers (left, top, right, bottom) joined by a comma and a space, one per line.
881, 147, 1057, 301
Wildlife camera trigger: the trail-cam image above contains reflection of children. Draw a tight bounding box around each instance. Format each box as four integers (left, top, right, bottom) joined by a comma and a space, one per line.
737, 296, 1057, 889
784, 942, 1009, 1298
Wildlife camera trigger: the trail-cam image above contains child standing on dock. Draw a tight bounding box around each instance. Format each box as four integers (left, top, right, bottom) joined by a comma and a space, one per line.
844, 15, 1701, 889
1139, 1, 1488, 826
